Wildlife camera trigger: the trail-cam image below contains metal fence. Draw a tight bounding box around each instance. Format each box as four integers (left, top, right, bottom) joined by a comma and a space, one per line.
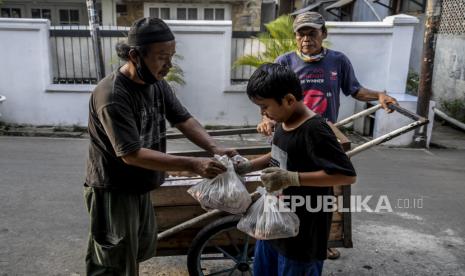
230, 31, 263, 82
50, 27, 262, 84
438, 0, 465, 35
50, 26, 128, 84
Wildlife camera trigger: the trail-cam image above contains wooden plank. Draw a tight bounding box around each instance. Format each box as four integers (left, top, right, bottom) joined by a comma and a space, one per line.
334, 185, 343, 195
157, 227, 251, 251
155, 205, 342, 231
167, 128, 258, 139
151, 185, 198, 207
329, 222, 343, 241
155, 205, 222, 230
151, 181, 261, 207
332, 211, 343, 222
157, 221, 344, 255
168, 146, 271, 157
328, 122, 351, 152
342, 184, 353, 247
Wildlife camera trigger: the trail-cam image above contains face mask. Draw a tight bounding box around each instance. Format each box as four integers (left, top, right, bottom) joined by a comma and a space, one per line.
135, 57, 158, 84
296, 48, 327, 63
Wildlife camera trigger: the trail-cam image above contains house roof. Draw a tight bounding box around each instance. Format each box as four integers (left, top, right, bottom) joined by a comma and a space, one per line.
325, 0, 354, 10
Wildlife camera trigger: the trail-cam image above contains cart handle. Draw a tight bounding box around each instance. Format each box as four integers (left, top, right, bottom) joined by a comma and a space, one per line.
334, 103, 428, 128
345, 103, 429, 157
387, 104, 427, 122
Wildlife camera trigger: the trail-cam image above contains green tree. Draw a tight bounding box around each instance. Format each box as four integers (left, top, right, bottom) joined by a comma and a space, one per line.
165, 54, 186, 90
234, 15, 330, 69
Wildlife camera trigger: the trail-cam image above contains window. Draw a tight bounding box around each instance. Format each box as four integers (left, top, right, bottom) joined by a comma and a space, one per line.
116, 4, 127, 16
188, 8, 197, 20
150, 7, 170, 19
145, 3, 229, 21
160, 8, 170, 20
204, 8, 225, 20
31, 8, 52, 21
177, 8, 198, 20
1, 8, 22, 18
204, 8, 214, 20
215, 8, 224, 20
149, 8, 159, 18
177, 8, 186, 20
59, 9, 80, 25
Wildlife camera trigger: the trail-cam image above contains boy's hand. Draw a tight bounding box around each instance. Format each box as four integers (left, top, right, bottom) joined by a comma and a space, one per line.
233, 159, 252, 175
261, 167, 300, 192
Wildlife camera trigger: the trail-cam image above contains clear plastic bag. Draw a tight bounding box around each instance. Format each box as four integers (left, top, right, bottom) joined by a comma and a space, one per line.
187, 155, 252, 214
237, 187, 300, 240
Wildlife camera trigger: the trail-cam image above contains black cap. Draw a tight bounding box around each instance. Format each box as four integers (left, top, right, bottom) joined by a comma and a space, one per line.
127, 17, 175, 46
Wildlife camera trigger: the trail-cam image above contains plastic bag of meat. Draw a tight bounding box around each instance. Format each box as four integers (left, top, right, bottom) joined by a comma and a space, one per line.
237, 187, 299, 240
187, 155, 252, 214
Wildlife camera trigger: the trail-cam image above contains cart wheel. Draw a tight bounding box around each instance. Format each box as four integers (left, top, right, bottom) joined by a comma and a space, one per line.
187, 215, 255, 276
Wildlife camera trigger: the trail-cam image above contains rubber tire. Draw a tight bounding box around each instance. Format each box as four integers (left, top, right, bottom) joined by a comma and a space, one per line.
187, 215, 245, 276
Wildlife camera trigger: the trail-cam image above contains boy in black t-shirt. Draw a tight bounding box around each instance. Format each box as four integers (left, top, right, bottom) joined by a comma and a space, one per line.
236, 63, 356, 275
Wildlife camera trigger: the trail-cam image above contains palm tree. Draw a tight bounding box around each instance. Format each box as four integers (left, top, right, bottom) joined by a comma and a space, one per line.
233, 14, 330, 69
165, 54, 186, 91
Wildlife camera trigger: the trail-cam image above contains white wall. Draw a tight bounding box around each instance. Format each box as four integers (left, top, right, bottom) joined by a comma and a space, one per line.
0, 18, 90, 126
432, 34, 465, 102
0, 16, 419, 139
168, 20, 261, 126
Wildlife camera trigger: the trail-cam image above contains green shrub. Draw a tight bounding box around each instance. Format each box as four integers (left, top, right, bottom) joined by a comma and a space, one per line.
440, 98, 465, 123
406, 70, 419, 96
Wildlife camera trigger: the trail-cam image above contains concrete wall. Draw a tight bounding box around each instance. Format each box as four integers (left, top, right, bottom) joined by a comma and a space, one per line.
408, 14, 426, 74
431, 34, 465, 103
0, 15, 419, 140
166, 20, 262, 125
0, 18, 91, 126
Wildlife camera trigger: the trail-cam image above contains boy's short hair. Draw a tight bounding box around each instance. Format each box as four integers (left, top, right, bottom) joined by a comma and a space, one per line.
246, 63, 303, 103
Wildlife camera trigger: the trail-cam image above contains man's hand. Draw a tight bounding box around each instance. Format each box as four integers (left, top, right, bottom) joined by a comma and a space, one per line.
257, 116, 276, 136
260, 167, 300, 192
191, 157, 227, 178
211, 147, 238, 158
378, 91, 398, 113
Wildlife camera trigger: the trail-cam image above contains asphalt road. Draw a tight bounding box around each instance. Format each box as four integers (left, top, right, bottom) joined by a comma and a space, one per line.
1, 136, 464, 276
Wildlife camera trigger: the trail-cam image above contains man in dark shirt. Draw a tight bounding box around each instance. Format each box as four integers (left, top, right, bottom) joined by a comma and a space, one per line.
84, 17, 236, 275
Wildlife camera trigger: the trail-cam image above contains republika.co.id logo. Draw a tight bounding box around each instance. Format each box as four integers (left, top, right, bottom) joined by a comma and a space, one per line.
263, 195, 424, 213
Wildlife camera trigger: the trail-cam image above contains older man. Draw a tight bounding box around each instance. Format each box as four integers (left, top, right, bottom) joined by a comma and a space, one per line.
258, 11, 398, 135
84, 17, 236, 275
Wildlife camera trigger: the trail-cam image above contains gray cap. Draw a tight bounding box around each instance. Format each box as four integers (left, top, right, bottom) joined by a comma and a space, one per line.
293, 12, 325, 32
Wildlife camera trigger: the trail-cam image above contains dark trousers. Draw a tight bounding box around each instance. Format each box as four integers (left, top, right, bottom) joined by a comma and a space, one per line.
84, 187, 157, 276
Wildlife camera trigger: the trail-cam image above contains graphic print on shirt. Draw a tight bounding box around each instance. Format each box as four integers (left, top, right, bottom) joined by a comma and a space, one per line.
303, 89, 327, 115
299, 68, 332, 116
270, 144, 287, 169
139, 89, 165, 149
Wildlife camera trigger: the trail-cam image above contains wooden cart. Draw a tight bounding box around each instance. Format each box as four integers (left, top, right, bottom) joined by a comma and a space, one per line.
152, 104, 428, 276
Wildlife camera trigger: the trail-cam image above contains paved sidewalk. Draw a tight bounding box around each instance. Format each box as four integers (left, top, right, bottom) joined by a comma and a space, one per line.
1, 121, 464, 275
430, 122, 465, 149
1, 134, 464, 275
